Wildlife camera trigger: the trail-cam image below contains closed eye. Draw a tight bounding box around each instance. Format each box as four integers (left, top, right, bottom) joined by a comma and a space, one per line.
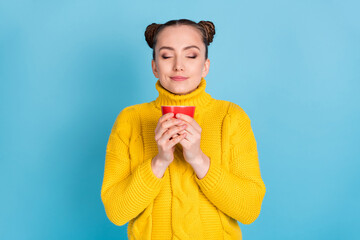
161, 56, 197, 59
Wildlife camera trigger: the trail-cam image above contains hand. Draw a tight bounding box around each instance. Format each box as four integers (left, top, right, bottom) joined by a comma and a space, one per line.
154, 113, 188, 165
176, 113, 203, 164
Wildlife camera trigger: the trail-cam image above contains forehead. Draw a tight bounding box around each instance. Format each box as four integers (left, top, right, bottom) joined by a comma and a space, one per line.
156, 25, 203, 50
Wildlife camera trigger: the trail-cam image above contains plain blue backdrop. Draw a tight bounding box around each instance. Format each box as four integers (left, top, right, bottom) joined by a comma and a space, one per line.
1, 0, 359, 239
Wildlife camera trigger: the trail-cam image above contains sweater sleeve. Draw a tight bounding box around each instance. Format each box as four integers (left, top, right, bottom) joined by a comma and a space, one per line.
195, 103, 266, 224
100, 106, 164, 226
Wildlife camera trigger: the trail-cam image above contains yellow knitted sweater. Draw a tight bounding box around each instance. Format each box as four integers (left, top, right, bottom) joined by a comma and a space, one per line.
101, 77, 266, 240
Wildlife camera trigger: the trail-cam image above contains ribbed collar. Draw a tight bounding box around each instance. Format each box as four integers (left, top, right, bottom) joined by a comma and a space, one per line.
153, 77, 213, 111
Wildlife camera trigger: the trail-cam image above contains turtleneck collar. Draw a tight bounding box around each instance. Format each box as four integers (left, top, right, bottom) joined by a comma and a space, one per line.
153, 77, 213, 111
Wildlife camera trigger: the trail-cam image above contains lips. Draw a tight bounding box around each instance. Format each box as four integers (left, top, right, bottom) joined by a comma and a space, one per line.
170, 76, 188, 81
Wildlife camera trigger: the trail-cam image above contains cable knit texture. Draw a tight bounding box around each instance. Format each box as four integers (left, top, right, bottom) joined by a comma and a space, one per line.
101, 77, 266, 240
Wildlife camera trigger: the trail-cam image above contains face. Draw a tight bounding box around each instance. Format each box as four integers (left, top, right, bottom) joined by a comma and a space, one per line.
151, 25, 210, 95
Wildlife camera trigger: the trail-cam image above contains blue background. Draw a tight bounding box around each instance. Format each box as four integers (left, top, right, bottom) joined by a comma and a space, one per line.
1, 0, 359, 239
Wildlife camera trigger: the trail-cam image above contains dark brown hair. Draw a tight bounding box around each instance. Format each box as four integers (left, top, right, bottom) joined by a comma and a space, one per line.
144, 19, 215, 60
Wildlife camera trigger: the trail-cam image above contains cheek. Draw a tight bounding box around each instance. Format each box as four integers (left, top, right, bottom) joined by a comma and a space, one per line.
156, 63, 171, 73
189, 62, 205, 73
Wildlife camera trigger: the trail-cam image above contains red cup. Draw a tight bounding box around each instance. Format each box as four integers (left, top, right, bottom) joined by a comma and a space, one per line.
161, 106, 196, 118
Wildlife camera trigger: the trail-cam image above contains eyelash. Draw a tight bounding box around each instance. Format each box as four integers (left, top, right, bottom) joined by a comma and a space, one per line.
161, 56, 197, 59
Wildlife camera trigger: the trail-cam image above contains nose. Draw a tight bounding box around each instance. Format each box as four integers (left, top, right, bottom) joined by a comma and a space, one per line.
174, 57, 184, 71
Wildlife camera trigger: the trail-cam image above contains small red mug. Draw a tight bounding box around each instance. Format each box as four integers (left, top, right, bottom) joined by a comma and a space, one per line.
161, 106, 196, 118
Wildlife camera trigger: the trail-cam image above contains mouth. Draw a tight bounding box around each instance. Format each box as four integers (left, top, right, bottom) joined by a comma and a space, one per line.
170, 76, 188, 81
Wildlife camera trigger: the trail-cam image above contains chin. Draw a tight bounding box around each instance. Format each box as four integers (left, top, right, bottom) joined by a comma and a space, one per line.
177, 90, 192, 95
168, 88, 185, 95
171, 90, 185, 95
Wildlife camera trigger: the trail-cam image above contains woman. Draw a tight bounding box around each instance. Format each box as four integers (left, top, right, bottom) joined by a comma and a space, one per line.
101, 19, 266, 240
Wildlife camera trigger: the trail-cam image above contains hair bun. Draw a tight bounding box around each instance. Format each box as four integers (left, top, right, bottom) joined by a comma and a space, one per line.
144, 23, 161, 48
198, 21, 216, 45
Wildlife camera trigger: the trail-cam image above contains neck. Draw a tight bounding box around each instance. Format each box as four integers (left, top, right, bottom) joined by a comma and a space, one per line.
153, 77, 213, 111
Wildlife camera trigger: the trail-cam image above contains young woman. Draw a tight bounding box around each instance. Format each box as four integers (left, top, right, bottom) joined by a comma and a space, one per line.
101, 19, 266, 240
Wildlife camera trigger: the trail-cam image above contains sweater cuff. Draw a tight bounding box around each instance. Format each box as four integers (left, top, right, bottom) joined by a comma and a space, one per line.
137, 158, 164, 191
195, 158, 223, 192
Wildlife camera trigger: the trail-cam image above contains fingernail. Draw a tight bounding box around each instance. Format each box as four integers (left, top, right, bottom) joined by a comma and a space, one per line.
176, 113, 181, 118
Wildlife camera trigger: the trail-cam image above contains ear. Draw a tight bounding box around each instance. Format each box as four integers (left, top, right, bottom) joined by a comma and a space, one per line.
151, 59, 159, 78
201, 58, 210, 78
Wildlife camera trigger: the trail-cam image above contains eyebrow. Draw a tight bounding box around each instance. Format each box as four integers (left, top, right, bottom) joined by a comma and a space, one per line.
158, 45, 200, 51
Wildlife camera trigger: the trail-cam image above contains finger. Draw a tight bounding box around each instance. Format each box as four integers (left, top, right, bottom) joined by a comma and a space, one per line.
167, 132, 187, 148
162, 124, 187, 141
162, 118, 182, 129
169, 133, 180, 140
175, 113, 192, 122
155, 113, 174, 135
156, 113, 175, 134
160, 126, 185, 144
179, 130, 191, 142
160, 112, 175, 124
178, 134, 190, 147
179, 123, 194, 135
155, 118, 182, 141
176, 113, 201, 132
158, 125, 180, 144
